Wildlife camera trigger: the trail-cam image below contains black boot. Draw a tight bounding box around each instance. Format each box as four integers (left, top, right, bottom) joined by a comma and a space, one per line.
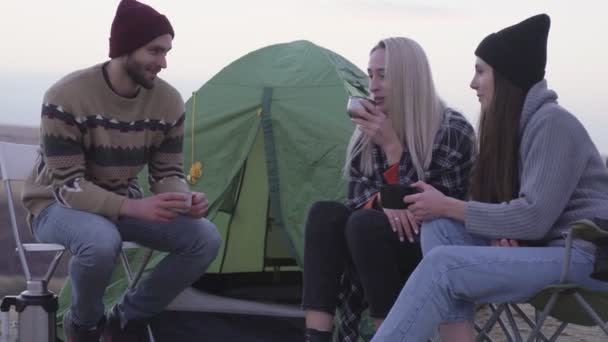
63, 310, 104, 342
102, 306, 149, 342
305, 328, 332, 342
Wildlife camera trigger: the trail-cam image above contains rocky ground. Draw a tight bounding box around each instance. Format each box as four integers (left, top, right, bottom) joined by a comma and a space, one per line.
1, 304, 605, 341
476, 304, 604, 341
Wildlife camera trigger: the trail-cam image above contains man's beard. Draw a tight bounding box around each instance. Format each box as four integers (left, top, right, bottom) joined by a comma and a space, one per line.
125, 56, 155, 90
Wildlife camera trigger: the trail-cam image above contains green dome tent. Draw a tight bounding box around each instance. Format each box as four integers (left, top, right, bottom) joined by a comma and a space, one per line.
184, 39, 368, 274
57, 40, 369, 340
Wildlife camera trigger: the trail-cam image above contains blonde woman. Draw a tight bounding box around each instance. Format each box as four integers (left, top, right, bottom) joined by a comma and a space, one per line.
301, 37, 477, 342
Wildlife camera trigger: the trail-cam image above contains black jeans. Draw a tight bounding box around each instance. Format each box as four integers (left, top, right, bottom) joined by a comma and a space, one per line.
301, 201, 422, 318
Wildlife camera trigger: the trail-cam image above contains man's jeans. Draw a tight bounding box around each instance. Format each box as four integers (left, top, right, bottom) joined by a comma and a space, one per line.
372, 218, 608, 342
32, 203, 221, 328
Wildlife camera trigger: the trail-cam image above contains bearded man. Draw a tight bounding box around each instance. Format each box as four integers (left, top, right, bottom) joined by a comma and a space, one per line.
22, 1, 221, 341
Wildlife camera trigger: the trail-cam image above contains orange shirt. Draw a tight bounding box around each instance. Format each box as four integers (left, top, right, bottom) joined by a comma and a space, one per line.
362, 163, 399, 209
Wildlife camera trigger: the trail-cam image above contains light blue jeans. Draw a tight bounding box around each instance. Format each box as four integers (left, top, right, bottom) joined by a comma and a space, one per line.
372, 218, 608, 342
32, 203, 222, 328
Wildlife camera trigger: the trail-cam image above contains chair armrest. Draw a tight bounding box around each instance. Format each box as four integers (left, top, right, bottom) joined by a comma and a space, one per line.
122, 242, 144, 249
568, 219, 608, 243
21, 243, 65, 252
560, 219, 608, 283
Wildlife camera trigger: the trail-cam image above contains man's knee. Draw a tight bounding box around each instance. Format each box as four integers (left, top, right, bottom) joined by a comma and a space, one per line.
202, 221, 222, 259
183, 218, 222, 259
77, 230, 122, 268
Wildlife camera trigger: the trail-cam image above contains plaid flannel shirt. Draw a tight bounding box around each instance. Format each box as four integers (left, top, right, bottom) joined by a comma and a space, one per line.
337, 108, 476, 341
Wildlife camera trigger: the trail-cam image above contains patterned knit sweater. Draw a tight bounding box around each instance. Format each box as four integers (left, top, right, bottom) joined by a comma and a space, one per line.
22, 63, 189, 223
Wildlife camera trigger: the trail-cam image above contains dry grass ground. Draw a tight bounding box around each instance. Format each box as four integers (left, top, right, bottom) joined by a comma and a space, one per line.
476, 304, 604, 341
2, 303, 605, 341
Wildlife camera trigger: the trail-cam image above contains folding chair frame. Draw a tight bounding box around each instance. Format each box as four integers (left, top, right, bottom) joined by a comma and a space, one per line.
0, 142, 155, 342
475, 221, 608, 341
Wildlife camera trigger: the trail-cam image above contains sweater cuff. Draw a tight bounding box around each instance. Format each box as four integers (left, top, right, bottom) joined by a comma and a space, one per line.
104, 193, 127, 222
464, 200, 491, 237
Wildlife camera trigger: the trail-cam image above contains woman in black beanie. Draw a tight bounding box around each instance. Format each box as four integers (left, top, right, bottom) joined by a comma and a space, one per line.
372, 14, 608, 342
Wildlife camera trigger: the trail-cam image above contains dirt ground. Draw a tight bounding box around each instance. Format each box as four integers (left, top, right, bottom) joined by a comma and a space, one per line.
476, 304, 605, 341
1, 304, 605, 341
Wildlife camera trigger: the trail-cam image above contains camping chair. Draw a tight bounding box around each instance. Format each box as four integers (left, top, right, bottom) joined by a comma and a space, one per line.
475, 219, 608, 342
0, 142, 155, 342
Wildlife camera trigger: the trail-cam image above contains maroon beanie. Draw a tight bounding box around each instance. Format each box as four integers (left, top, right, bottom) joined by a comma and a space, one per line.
108, 0, 174, 58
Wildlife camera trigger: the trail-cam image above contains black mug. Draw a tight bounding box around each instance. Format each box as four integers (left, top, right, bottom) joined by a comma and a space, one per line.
380, 184, 420, 209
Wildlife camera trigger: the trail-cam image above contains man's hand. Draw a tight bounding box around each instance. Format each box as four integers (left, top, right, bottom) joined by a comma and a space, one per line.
120, 192, 190, 223
189, 192, 209, 218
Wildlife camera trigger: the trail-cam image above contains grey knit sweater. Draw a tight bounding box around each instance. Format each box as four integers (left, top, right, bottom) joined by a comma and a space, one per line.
465, 80, 608, 250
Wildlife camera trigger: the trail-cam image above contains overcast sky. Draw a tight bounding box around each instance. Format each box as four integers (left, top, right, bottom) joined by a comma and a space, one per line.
1, 0, 606, 149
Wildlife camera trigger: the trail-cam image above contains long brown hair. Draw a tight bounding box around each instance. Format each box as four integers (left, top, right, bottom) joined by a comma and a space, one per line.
469, 71, 526, 203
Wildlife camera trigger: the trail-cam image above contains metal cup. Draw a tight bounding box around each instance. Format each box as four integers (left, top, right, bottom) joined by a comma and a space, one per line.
346, 96, 375, 118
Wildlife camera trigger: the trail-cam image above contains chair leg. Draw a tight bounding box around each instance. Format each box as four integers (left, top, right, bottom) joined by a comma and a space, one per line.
493, 305, 516, 342
475, 304, 498, 341
475, 304, 506, 342
525, 294, 559, 342
547, 322, 568, 342
120, 250, 134, 282
508, 305, 550, 342
43, 250, 66, 284
502, 305, 523, 342
572, 292, 608, 335
474, 323, 496, 342
130, 249, 154, 289
511, 304, 547, 341
146, 325, 156, 342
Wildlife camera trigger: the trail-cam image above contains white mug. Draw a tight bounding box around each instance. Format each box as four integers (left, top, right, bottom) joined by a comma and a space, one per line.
173, 192, 192, 214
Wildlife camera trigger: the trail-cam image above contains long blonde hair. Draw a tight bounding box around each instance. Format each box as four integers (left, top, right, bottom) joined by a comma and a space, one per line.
344, 37, 445, 179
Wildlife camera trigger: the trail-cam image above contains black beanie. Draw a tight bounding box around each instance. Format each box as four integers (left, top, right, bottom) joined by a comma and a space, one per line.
475, 14, 551, 92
